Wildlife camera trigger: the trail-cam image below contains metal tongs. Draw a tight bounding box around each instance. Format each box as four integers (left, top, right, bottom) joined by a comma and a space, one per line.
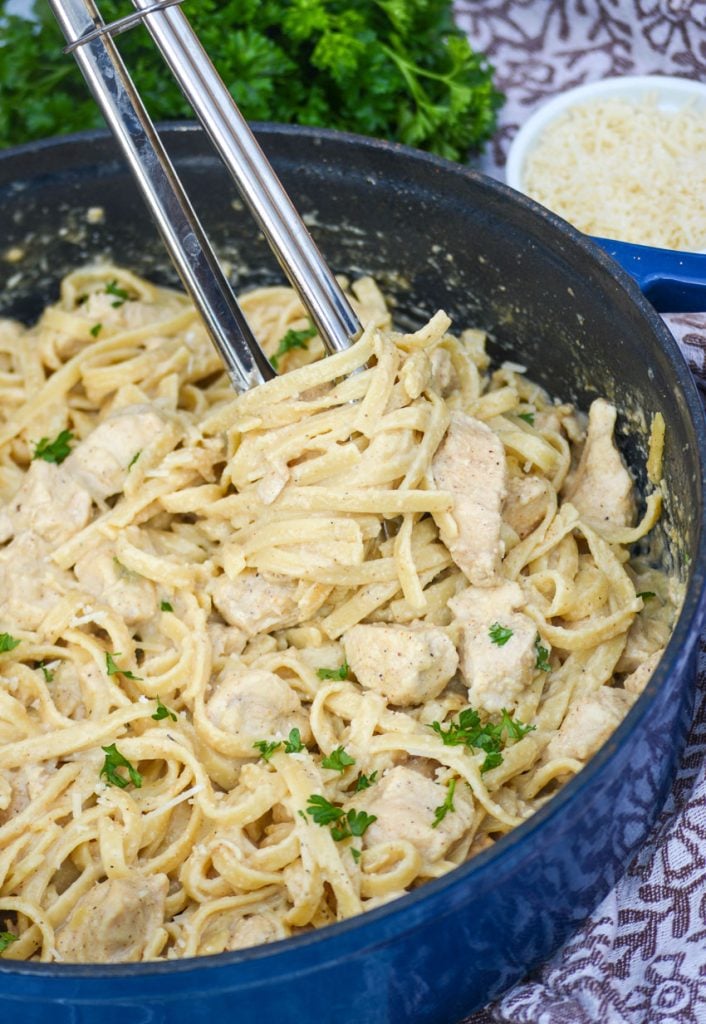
48, 0, 362, 392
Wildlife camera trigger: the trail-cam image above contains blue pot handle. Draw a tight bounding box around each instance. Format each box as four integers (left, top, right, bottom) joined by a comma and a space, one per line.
592, 237, 706, 313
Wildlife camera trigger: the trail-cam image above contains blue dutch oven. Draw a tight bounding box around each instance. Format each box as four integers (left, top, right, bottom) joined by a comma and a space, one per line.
1, 124, 706, 1023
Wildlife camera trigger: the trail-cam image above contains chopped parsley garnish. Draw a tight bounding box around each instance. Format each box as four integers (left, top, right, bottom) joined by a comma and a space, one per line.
160, 600, 174, 612
0, 932, 18, 953
89, 322, 102, 338
518, 411, 535, 425
100, 743, 142, 789
105, 652, 142, 680
128, 451, 141, 469
331, 809, 377, 842
105, 280, 130, 307
431, 778, 456, 828
253, 739, 282, 761
637, 591, 656, 601
317, 661, 349, 681
489, 622, 513, 646
32, 429, 74, 464
535, 635, 551, 673
306, 795, 376, 841
38, 661, 54, 683
270, 323, 317, 370
499, 709, 535, 743
430, 706, 535, 772
306, 794, 345, 826
151, 698, 177, 722
354, 770, 378, 792
0, 633, 21, 653
284, 727, 305, 753
351, 847, 362, 863
321, 746, 356, 772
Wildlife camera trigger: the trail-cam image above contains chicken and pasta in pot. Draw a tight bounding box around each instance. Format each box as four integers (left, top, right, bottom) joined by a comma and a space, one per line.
0, 267, 676, 962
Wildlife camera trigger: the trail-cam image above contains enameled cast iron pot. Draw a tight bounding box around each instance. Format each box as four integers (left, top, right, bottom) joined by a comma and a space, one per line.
1, 125, 706, 1024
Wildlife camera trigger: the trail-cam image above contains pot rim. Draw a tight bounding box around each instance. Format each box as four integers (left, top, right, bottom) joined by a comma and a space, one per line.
1, 122, 705, 982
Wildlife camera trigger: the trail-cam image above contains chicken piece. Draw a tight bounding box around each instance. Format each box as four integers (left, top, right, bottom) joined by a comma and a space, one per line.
353, 766, 473, 863
503, 475, 548, 540
206, 668, 311, 745
73, 542, 157, 626
65, 406, 170, 500
563, 399, 635, 527
432, 412, 507, 586
545, 687, 635, 763
449, 583, 537, 714
0, 532, 75, 630
623, 649, 664, 694
51, 661, 84, 719
0, 459, 91, 545
55, 874, 168, 963
207, 622, 247, 660
343, 623, 458, 706
210, 571, 300, 635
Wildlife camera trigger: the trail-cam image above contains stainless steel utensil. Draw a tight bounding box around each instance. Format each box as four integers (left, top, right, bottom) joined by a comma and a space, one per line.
47, 0, 362, 391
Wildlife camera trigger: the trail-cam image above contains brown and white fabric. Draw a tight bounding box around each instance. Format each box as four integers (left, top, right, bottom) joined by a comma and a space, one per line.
453, 3, 706, 1019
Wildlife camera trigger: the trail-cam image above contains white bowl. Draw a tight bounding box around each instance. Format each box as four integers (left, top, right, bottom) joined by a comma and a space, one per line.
505, 74, 706, 194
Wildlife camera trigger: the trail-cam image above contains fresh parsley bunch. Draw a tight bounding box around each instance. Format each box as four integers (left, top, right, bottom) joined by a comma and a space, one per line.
0, 0, 502, 160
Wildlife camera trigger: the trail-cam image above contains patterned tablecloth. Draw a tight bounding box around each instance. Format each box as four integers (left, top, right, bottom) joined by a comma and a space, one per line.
451, 3, 706, 1020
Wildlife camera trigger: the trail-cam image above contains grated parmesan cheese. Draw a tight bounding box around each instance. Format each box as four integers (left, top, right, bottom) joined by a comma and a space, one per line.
523, 96, 706, 252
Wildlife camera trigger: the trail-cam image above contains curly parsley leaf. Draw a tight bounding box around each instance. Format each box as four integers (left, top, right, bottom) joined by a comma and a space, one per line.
535, 635, 551, 673
0, 633, 21, 653
105, 652, 142, 681
284, 727, 305, 753
489, 622, 513, 646
306, 793, 345, 826
0, 932, 18, 953
306, 794, 376, 840
354, 770, 378, 792
100, 743, 142, 789
499, 709, 535, 743
430, 706, 535, 772
32, 429, 74, 464
37, 661, 54, 683
105, 280, 130, 307
0, 2, 501, 162
431, 777, 456, 828
270, 323, 317, 370
321, 746, 356, 772
330, 808, 377, 841
151, 698, 177, 722
317, 661, 349, 681
253, 739, 282, 761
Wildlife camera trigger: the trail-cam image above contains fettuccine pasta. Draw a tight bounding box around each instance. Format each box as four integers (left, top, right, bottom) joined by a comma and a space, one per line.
0, 266, 676, 962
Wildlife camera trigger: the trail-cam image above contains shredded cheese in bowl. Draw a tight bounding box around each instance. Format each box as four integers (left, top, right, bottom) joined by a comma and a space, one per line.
506, 77, 706, 253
